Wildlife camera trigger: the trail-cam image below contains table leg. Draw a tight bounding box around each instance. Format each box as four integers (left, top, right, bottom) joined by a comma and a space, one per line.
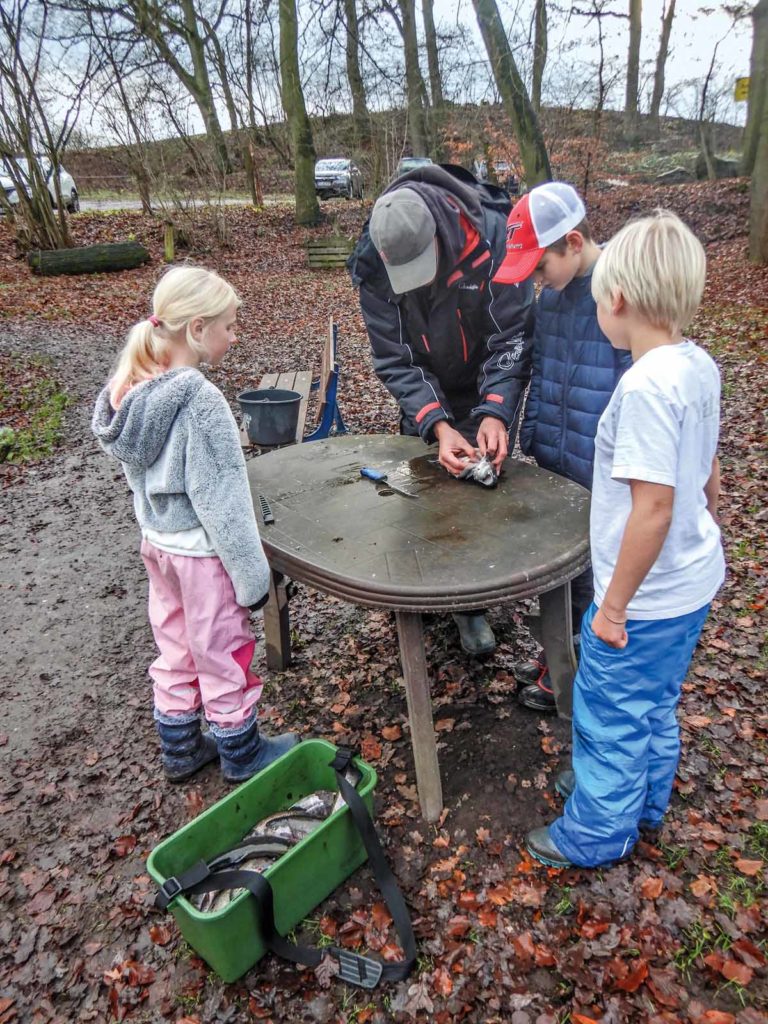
264, 569, 291, 671
539, 583, 577, 720
395, 611, 443, 823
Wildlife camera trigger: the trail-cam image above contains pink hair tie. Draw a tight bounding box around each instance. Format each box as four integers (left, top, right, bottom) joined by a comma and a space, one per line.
148, 314, 160, 327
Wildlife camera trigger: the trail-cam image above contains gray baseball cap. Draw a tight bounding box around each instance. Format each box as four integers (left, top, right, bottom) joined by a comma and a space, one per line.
369, 188, 437, 294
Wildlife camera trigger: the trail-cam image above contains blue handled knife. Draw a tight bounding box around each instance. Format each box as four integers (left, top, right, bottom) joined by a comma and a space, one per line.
360, 466, 418, 499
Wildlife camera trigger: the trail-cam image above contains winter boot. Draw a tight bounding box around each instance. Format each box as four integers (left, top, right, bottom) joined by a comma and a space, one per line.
154, 709, 219, 783
211, 712, 299, 783
452, 612, 496, 656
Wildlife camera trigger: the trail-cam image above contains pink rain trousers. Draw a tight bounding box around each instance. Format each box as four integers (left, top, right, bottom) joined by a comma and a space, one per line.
140, 540, 263, 728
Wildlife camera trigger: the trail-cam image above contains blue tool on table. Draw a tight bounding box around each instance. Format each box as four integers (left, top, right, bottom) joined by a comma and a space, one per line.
360, 466, 418, 499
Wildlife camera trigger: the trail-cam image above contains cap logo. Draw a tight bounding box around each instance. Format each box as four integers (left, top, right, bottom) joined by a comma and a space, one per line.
505, 221, 524, 251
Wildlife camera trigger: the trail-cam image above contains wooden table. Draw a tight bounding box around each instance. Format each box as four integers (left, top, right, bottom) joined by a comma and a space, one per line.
247, 435, 590, 822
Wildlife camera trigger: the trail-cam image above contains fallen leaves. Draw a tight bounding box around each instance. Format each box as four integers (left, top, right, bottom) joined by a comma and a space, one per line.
638, 875, 664, 900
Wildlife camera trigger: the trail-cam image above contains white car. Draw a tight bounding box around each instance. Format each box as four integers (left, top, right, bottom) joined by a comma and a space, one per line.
1, 157, 80, 213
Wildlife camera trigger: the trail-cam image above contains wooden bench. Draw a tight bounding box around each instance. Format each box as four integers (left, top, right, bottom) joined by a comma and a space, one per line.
240, 318, 347, 449
306, 236, 354, 270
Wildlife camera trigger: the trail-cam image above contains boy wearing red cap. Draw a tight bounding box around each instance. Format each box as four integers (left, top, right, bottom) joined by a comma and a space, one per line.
494, 182, 631, 712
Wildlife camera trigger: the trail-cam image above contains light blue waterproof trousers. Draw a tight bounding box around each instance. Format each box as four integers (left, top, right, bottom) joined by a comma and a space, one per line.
549, 601, 710, 867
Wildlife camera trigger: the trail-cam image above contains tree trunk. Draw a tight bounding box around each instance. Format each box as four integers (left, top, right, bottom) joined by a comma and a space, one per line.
749, 40, 768, 262
531, 0, 547, 115
743, 0, 768, 177
422, 0, 443, 108
624, 0, 642, 142
398, 0, 430, 156
279, 0, 319, 225
649, 0, 676, 135
343, 0, 371, 149
471, 0, 552, 185
422, 0, 445, 158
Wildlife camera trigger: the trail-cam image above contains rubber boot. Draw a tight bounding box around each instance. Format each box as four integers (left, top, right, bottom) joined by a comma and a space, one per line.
452, 612, 496, 656
154, 709, 219, 783
211, 711, 299, 783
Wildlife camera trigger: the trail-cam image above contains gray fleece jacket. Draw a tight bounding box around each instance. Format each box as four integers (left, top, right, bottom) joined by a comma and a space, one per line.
92, 367, 269, 608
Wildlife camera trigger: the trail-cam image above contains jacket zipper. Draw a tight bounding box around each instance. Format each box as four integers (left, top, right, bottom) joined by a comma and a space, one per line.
456, 308, 468, 363
559, 301, 574, 468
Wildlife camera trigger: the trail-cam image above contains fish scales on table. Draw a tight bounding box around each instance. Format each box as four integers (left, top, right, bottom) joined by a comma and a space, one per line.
191, 765, 362, 913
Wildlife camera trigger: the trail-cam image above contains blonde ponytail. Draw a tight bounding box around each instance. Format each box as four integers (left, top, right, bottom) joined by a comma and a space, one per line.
109, 265, 241, 409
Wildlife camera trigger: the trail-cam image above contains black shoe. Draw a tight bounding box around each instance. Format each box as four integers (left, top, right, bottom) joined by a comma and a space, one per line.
512, 657, 547, 686
452, 612, 496, 656
518, 675, 557, 712
526, 826, 573, 868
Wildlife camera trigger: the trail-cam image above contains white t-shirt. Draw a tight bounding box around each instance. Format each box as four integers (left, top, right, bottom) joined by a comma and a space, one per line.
590, 340, 725, 620
142, 525, 217, 558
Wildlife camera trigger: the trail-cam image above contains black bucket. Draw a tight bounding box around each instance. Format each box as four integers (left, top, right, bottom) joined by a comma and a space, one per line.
237, 388, 302, 446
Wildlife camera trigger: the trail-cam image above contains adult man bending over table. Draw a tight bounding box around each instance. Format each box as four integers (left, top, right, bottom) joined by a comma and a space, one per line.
348, 164, 534, 656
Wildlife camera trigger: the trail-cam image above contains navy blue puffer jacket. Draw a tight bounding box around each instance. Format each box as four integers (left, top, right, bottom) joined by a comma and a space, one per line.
519, 269, 632, 490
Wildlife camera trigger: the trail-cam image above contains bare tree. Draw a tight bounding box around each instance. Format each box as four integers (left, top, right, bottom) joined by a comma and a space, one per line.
343, 0, 372, 148
743, 0, 768, 176
381, 0, 430, 155
279, 0, 319, 224
0, 0, 93, 249
471, 0, 551, 184
624, 0, 642, 140
648, 0, 675, 135
531, 0, 547, 114
422, 0, 443, 108
749, 66, 768, 262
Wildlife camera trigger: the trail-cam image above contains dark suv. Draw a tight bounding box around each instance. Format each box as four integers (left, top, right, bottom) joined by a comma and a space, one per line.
314, 158, 364, 200
395, 156, 433, 178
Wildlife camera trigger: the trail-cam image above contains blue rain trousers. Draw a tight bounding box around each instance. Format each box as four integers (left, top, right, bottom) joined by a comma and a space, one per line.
549, 600, 710, 867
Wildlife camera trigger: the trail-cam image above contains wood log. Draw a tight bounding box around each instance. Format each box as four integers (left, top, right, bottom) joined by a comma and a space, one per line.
27, 241, 151, 276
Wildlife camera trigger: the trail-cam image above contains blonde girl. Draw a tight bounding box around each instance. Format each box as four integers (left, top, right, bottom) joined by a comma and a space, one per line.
92, 266, 297, 782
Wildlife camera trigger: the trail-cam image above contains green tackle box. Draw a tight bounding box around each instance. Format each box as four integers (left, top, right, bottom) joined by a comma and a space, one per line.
146, 739, 377, 981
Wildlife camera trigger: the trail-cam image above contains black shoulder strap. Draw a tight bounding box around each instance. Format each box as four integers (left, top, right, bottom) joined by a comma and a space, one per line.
155, 748, 416, 988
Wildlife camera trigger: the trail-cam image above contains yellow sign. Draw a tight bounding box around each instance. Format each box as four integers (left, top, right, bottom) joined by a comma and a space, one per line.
734, 77, 750, 102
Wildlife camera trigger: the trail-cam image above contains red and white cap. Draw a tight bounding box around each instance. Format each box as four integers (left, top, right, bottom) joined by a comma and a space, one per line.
494, 182, 587, 284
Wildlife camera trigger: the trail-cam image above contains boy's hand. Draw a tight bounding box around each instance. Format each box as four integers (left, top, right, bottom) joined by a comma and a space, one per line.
476, 416, 509, 472
433, 421, 477, 474
592, 606, 628, 649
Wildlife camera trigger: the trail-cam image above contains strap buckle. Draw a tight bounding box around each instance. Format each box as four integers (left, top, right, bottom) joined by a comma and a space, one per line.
330, 747, 355, 773
156, 875, 182, 909
336, 949, 383, 989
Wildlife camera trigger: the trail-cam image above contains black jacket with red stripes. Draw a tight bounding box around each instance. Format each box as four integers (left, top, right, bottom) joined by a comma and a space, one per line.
348, 164, 534, 443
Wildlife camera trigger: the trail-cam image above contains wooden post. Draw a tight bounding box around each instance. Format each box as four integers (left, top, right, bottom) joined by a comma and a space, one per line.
263, 569, 291, 671
395, 610, 443, 822
163, 222, 175, 263
538, 582, 577, 720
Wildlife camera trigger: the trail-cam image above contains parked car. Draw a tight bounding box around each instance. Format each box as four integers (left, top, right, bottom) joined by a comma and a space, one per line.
395, 156, 433, 178
0, 156, 80, 213
314, 158, 363, 200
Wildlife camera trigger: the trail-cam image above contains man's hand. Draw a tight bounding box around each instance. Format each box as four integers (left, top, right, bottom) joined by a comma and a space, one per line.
476, 416, 509, 472
433, 421, 477, 475
591, 605, 628, 649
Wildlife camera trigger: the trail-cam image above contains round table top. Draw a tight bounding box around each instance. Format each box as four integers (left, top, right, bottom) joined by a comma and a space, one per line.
247, 434, 590, 612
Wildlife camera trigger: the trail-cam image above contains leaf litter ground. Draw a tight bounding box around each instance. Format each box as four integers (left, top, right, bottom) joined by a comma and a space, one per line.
0, 180, 766, 1024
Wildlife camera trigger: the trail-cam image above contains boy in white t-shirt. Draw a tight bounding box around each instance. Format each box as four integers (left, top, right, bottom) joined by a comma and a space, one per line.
526, 210, 725, 868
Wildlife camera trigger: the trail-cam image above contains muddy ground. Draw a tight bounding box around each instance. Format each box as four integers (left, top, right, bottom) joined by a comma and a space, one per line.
1, 184, 767, 1024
